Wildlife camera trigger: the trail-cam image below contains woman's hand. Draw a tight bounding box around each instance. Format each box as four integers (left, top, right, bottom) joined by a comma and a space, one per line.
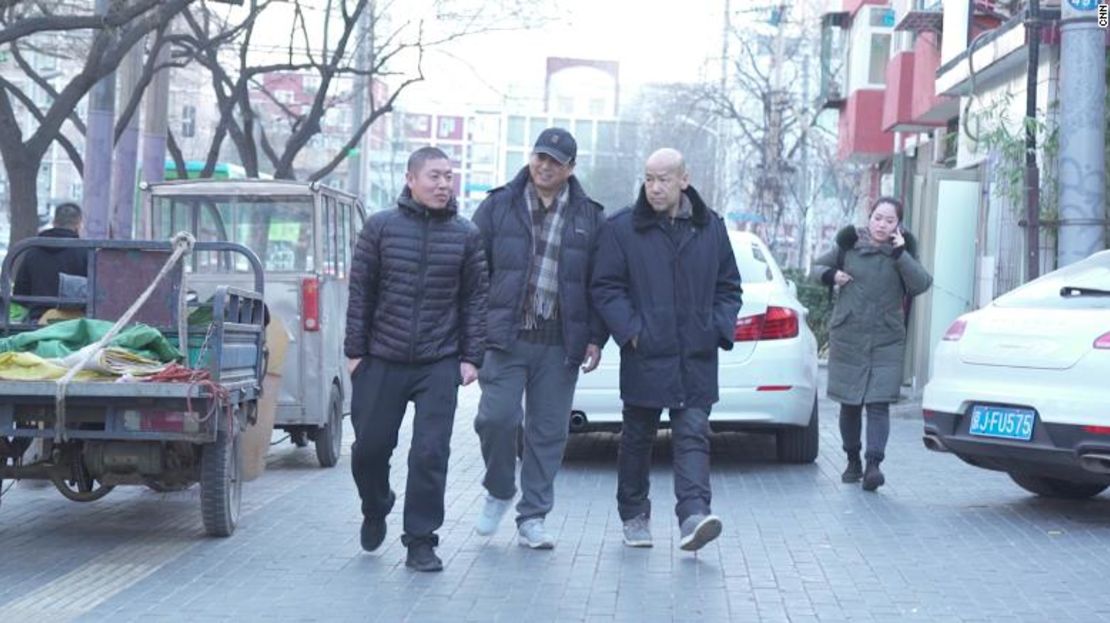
834, 270, 853, 287
891, 229, 905, 249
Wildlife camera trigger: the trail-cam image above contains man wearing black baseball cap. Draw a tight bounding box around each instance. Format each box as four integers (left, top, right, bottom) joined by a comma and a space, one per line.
471, 128, 609, 549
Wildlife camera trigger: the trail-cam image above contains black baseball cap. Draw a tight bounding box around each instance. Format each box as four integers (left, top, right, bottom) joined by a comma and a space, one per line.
533, 128, 577, 165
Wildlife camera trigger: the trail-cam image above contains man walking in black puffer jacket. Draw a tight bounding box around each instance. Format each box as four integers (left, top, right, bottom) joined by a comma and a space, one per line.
344, 147, 489, 572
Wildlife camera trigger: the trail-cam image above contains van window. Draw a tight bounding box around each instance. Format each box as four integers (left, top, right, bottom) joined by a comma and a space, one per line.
322, 195, 337, 277
338, 201, 350, 277
151, 194, 315, 272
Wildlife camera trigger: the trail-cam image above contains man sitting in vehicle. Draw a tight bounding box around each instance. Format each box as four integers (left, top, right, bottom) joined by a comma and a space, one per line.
13, 203, 88, 323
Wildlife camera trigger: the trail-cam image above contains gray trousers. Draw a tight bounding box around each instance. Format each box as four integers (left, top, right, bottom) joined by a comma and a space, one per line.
474, 340, 579, 525
839, 402, 891, 461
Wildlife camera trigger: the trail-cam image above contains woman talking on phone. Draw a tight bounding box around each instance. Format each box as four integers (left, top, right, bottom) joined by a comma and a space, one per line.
811, 197, 932, 491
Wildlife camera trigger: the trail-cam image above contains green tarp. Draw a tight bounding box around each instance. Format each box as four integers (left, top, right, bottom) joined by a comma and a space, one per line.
0, 318, 182, 363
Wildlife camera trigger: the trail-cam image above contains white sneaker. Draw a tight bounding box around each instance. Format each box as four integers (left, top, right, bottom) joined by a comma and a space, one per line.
474, 495, 512, 536
517, 518, 555, 549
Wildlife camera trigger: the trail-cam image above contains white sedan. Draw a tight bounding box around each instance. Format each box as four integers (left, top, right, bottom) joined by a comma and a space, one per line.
572, 231, 820, 463
922, 250, 1110, 498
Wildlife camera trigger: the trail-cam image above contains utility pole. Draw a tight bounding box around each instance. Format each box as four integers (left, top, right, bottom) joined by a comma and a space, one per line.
762, 4, 787, 243
347, 1, 373, 198
140, 28, 172, 237
799, 41, 811, 269
82, 0, 116, 239
110, 39, 144, 239
717, 0, 730, 215
1057, 0, 1107, 267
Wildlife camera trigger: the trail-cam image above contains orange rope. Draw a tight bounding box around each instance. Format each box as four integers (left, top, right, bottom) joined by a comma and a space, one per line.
144, 363, 233, 432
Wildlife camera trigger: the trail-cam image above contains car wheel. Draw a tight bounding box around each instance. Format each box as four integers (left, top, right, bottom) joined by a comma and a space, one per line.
1008, 472, 1109, 499
776, 396, 819, 464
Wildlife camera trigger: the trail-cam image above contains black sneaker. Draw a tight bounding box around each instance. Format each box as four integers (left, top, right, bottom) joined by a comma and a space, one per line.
405, 541, 443, 572
360, 516, 387, 552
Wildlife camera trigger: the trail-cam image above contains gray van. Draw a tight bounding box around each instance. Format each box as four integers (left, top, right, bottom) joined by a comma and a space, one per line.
143, 179, 365, 466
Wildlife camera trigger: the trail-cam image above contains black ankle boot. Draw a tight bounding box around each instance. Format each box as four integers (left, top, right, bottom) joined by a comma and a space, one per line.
862, 458, 885, 492
405, 540, 443, 572
841, 453, 863, 483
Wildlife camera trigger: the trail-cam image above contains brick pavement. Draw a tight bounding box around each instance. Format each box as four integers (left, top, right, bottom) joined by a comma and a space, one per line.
2, 374, 1110, 622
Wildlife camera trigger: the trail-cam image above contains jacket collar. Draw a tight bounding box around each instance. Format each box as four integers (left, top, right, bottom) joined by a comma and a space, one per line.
397, 187, 458, 218
632, 185, 711, 231
505, 165, 590, 213
38, 227, 79, 239
835, 225, 919, 258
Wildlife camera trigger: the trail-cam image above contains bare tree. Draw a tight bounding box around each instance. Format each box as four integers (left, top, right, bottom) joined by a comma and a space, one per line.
175, 0, 541, 182
0, 0, 193, 245
691, 5, 855, 265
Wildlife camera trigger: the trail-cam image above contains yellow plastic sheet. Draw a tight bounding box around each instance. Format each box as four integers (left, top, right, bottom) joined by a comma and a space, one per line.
0, 352, 105, 381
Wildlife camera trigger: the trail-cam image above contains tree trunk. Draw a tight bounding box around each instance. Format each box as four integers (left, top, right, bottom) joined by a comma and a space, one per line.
8, 160, 41, 245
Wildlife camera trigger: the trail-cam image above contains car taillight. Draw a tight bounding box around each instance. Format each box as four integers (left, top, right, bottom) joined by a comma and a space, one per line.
1095, 332, 1110, 350
942, 317, 967, 341
302, 277, 320, 332
733, 307, 799, 342
1084, 425, 1110, 435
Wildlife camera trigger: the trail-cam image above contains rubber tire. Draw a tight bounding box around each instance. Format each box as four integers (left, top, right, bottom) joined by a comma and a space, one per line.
315, 386, 343, 468
200, 428, 243, 537
776, 396, 820, 464
1008, 473, 1109, 500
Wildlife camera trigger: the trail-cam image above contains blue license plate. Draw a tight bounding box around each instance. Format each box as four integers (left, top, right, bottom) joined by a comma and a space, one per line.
969, 405, 1035, 441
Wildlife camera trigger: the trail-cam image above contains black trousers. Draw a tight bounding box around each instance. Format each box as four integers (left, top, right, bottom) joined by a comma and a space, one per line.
839, 402, 891, 461
349, 356, 459, 546
617, 405, 712, 523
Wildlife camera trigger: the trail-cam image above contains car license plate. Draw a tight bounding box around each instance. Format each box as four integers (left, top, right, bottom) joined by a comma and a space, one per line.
969, 405, 1035, 441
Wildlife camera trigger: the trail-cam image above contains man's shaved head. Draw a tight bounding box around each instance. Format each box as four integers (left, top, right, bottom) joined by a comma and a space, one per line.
643, 148, 690, 214
646, 148, 686, 175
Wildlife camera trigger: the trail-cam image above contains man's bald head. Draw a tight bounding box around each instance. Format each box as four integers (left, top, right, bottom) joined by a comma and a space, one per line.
646, 148, 686, 175
643, 148, 690, 214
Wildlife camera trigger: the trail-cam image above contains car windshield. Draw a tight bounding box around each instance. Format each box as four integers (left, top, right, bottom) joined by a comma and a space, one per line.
994, 252, 1110, 310
152, 194, 314, 272
730, 237, 776, 284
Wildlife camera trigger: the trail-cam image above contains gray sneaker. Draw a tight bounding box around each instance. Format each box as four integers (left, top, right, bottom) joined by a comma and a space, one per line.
475, 495, 513, 536
517, 518, 555, 549
622, 514, 653, 548
679, 514, 722, 552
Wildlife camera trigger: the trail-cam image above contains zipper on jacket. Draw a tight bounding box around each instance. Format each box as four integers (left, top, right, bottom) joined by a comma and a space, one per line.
411, 211, 431, 362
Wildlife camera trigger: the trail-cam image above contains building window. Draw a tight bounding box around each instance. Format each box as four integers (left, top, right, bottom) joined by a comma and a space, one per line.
574, 119, 593, 147
869, 7, 895, 28
868, 33, 891, 85
557, 96, 574, 115
181, 105, 196, 138
505, 150, 525, 180
438, 116, 460, 139
589, 98, 606, 117
507, 116, 526, 146
596, 121, 616, 151
528, 118, 548, 144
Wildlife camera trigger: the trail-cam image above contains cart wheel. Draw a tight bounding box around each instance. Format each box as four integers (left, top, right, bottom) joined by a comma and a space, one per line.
315, 386, 343, 468
50, 463, 115, 502
200, 428, 243, 537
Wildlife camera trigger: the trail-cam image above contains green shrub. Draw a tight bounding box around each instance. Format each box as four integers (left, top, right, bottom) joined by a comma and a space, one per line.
782, 268, 831, 357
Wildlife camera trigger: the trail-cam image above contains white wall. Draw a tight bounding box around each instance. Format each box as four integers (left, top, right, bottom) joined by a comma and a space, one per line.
955, 52, 1059, 170
941, 0, 971, 66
